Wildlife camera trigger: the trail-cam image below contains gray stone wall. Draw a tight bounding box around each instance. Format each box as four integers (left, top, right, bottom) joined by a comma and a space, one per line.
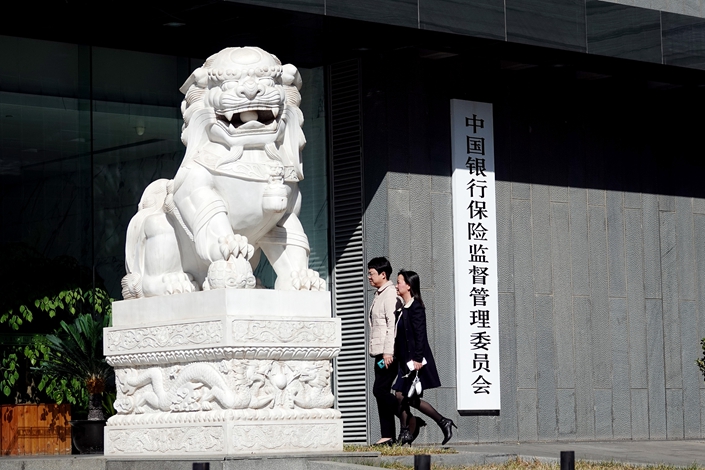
501, 185, 705, 441
369, 175, 705, 443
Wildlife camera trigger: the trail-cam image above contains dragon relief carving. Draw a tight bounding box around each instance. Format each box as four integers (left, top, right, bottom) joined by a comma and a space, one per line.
121, 46, 325, 299
115, 363, 240, 413
290, 361, 335, 409
113, 360, 333, 415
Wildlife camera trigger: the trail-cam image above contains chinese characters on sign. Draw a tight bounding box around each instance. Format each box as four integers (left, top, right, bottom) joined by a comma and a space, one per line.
450, 100, 501, 412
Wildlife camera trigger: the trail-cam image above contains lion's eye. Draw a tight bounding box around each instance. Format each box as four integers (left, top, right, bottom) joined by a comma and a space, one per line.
221, 81, 238, 91
259, 78, 274, 88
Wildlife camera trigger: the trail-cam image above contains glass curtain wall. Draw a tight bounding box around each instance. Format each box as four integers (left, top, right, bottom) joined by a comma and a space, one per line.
0, 37, 92, 271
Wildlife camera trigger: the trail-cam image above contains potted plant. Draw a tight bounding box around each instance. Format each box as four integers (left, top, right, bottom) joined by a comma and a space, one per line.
0, 244, 109, 402
36, 312, 114, 454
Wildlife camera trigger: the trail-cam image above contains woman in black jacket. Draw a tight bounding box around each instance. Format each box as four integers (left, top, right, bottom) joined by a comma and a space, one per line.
393, 269, 457, 445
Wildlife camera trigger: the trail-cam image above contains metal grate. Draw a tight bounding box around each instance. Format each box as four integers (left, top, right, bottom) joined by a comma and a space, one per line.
328, 59, 368, 444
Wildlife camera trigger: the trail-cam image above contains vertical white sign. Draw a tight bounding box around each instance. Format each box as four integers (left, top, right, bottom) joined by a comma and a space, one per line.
450, 99, 501, 412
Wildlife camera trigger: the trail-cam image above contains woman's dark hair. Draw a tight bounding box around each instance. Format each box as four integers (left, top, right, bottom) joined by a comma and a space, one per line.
398, 269, 425, 308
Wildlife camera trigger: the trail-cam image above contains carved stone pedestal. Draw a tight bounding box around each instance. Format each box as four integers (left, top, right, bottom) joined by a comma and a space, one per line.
103, 289, 342, 456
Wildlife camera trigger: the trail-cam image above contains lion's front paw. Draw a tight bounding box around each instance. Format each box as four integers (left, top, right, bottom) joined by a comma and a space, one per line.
206, 258, 256, 290
218, 234, 254, 261
142, 272, 198, 297
290, 269, 326, 291
163, 272, 198, 295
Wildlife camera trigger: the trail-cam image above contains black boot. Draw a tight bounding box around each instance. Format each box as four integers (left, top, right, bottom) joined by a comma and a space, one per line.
398, 426, 413, 445
439, 418, 457, 445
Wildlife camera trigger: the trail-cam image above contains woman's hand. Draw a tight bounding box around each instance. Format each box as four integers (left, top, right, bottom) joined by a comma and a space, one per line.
412, 360, 423, 370
383, 354, 394, 368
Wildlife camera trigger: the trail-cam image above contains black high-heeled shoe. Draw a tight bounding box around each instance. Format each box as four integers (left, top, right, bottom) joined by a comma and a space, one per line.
411, 417, 427, 444
439, 418, 457, 445
398, 426, 413, 446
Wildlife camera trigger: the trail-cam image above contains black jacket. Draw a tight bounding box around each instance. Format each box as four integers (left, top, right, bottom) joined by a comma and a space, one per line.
395, 299, 441, 391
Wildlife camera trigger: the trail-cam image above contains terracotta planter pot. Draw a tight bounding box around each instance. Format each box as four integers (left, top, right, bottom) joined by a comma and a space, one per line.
69, 420, 105, 454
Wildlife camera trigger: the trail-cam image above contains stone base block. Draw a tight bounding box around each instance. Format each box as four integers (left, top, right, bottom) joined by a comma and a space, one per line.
105, 419, 343, 456
104, 290, 342, 457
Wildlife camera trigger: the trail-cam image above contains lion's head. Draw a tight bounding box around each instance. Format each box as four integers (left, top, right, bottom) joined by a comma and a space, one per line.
179, 47, 305, 178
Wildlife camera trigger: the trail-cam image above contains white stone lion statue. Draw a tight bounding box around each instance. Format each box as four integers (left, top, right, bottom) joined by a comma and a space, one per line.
121, 47, 325, 299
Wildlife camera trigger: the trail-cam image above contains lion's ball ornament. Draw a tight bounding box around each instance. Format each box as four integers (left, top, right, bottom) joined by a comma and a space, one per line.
121, 47, 325, 298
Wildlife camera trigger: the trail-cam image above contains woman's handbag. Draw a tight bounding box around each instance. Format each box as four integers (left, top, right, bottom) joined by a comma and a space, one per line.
407, 371, 423, 397
404, 357, 427, 397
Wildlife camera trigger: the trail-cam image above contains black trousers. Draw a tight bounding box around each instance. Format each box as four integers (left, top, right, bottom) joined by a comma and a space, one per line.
372, 354, 399, 440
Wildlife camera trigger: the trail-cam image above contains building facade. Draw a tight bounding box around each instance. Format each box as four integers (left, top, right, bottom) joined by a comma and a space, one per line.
2, 0, 705, 444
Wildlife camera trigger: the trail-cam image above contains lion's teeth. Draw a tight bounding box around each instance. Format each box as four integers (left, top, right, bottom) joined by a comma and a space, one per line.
225, 111, 235, 122
271, 107, 279, 118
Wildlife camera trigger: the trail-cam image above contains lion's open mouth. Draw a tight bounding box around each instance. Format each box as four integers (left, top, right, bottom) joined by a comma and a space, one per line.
215, 107, 279, 134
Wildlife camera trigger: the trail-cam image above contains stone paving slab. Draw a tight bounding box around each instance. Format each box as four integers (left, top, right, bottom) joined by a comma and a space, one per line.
0, 456, 107, 470
0, 453, 381, 470
452, 440, 705, 467
3, 441, 705, 469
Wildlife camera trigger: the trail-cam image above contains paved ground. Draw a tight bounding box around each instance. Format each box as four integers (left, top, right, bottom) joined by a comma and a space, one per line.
448, 440, 705, 467
2, 440, 705, 469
